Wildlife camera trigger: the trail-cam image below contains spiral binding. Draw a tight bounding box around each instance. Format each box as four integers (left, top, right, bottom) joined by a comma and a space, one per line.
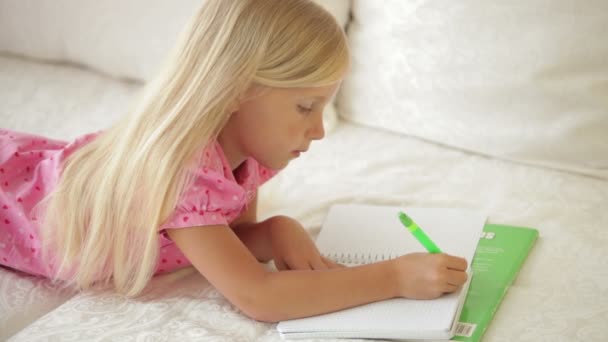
322, 252, 398, 265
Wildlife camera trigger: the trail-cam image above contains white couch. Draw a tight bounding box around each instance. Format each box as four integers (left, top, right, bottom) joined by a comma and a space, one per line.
1, 1, 607, 341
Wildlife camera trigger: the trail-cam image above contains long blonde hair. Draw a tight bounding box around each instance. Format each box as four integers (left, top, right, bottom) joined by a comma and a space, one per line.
39, 0, 349, 297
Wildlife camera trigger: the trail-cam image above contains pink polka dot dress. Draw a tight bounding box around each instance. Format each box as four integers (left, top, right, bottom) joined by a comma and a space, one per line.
0, 128, 277, 279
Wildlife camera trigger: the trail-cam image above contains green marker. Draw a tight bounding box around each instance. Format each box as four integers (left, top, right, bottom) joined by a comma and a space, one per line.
398, 211, 442, 254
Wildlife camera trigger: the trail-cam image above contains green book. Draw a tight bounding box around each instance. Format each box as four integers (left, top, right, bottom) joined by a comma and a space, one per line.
452, 224, 539, 342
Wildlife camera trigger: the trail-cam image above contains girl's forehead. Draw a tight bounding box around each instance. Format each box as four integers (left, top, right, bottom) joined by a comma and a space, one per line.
285, 83, 342, 99
244, 82, 341, 103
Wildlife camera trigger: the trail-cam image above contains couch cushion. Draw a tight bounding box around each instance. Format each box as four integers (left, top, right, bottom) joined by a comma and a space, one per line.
338, 0, 608, 179
0, 267, 76, 341
0, 55, 138, 141
0, 0, 349, 82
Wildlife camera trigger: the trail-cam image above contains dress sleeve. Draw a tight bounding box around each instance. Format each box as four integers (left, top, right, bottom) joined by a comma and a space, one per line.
159, 159, 278, 232
159, 172, 230, 231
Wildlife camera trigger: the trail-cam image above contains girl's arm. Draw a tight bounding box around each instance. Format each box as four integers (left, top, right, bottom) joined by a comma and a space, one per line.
230, 193, 341, 270
167, 223, 397, 322
167, 223, 467, 323
230, 192, 274, 262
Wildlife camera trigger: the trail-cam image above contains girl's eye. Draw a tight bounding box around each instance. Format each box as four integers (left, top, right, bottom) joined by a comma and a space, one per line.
297, 105, 313, 114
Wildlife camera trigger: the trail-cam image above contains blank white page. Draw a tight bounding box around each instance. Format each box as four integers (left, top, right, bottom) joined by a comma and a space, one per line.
316, 204, 486, 264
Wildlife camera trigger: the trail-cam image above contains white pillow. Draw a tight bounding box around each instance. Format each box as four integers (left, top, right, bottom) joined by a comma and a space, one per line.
0, 0, 350, 132
338, 0, 608, 179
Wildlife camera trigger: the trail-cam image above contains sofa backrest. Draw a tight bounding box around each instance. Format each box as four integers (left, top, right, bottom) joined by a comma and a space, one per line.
0, 0, 350, 83
339, 0, 608, 179
0, 0, 350, 133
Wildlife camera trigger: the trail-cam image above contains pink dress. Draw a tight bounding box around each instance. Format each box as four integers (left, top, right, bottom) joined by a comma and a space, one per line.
0, 128, 277, 278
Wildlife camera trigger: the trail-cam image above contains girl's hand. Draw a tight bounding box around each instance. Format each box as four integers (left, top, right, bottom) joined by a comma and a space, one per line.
268, 216, 343, 271
393, 253, 468, 300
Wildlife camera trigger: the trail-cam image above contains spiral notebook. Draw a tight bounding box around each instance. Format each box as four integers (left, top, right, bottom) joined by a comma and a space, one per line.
277, 204, 487, 340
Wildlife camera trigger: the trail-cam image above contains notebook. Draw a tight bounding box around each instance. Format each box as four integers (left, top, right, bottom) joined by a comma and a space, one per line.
277, 204, 488, 340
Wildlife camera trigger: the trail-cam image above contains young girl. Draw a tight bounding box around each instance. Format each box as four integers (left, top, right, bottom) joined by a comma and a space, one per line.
0, 0, 468, 322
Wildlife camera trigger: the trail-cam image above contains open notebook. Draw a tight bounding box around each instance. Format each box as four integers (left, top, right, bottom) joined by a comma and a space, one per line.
277, 204, 487, 340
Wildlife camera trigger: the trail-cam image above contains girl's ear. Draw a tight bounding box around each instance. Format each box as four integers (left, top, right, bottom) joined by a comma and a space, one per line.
228, 84, 266, 114
228, 95, 246, 114
228, 88, 254, 114
228, 101, 240, 114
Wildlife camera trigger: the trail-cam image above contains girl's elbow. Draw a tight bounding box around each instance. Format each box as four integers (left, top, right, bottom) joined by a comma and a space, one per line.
234, 281, 286, 323
240, 305, 283, 323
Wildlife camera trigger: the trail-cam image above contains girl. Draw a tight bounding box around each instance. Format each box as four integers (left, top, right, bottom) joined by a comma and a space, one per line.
0, 0, 468, 322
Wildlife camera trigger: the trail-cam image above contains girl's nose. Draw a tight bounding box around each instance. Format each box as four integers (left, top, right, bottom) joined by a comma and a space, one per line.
308, 111, 325, 140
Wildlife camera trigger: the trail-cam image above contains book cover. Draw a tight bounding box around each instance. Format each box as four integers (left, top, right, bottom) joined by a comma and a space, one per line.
452, 224, 538, 342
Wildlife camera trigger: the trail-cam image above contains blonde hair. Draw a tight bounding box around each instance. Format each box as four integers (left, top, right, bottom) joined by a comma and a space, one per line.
39, 0, 349, 297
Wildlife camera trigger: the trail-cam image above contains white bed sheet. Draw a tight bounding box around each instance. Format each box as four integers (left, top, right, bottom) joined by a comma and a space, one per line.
5, 122, 607, 341
0, 268, 76, 340
0, 55, 138, 142
1, 54, 607, 341
0, 54, 140, 341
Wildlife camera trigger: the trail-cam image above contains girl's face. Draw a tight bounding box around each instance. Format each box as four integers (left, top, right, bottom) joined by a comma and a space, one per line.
219, 82, 341, 171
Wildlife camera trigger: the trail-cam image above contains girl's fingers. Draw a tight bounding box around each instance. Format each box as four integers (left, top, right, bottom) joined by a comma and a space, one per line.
445, 255, 468, 271
287, 258, 310, 270
447, 269, 468, 286
274, 258, 288, 271
443, 283, 459, 293
310, 257, 329, 270
322, 256, 345, 268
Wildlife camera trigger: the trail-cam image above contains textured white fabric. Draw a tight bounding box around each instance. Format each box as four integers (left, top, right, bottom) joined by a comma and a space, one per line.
0, 0, 193, 82
0, 0, 350, 82
2, 55, 607, 341
0, 56, 138, 142
4, 122, 607, 341
0, 55, 139, 341
0, 0, 350, 134
0, 268, 76, 341
339, 0, 608, 179
1, 4, 607, 339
